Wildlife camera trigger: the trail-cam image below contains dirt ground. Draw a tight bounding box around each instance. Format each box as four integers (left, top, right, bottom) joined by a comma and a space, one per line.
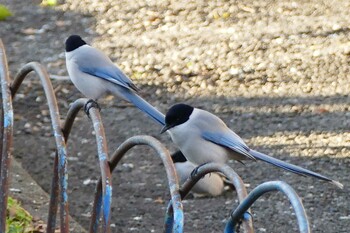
1, 0, 350, 232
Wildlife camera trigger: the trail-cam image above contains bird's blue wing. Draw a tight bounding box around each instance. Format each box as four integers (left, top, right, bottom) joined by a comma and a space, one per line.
202, 131, 343, 188
202, 131, 256, 161
79, 65, 138, 91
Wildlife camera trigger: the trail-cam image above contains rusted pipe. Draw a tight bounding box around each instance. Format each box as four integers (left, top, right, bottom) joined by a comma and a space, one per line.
47, 99, 87, 233
48, 152, 59, 232
226, 181, 310, 233
61, 98, 86, 141
164, 163, 253, 233
0, 39, 14, 233
61, 98, 112, 232
88, 103, 112, 233
90, 135, 184, 233
11, 62, 69, 233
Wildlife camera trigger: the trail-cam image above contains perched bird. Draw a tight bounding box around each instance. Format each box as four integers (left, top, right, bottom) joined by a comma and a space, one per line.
161, 103, 343, 189
65, 35, 165, 125
171, 150, 225, 197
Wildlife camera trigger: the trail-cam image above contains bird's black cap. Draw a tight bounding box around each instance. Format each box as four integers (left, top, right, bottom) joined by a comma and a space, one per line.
65, 35, 87, 52
160, 103, 194, 133
171, 151, 187, 163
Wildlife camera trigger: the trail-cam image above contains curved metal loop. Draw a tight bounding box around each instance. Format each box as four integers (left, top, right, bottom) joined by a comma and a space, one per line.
164, 163, 253, 233
61, 98, 87, 141
11, 61, 69, 233
61, 98, 112, 233
0, 40, 14, 232
88, 103, 113, 233
90, 135, 184, 233
226, 180, 310, 233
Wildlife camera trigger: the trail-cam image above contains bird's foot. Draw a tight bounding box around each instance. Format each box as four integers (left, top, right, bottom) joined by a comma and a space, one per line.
84, 99, 101, 117
190, 162, 209, 178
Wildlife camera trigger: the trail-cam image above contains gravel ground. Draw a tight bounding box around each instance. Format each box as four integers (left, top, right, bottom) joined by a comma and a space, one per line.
1, 0, 350, 232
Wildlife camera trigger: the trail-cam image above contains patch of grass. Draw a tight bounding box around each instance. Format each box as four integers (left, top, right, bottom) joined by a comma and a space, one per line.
40, 0, 58, 7
0, 4, 12, 21
6, 197, 32, 233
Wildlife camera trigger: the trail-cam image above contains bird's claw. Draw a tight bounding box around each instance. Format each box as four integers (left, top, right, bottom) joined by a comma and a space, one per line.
84, 99, 101, 117
190, 167, 198, 178
190, 162, 209, 178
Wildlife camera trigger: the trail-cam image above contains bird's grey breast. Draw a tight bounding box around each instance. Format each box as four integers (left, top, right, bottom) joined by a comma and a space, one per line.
65, 47, 110, 99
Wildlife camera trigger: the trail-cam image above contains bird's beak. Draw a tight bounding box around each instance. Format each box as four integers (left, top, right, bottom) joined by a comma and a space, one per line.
160, 124, 171, 134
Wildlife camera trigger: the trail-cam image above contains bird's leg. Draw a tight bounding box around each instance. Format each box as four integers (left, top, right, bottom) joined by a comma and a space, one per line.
84, 99, 101, 117
190, 162, 209, 178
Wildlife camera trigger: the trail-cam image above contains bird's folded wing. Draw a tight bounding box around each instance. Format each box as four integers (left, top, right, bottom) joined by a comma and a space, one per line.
202, 131, 343, 189
201, 131, 256, 161
79, 65, 138, 91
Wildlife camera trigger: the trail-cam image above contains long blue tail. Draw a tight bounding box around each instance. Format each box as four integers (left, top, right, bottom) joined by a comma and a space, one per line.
120, 90, 165, 126
250, 149, 343, 189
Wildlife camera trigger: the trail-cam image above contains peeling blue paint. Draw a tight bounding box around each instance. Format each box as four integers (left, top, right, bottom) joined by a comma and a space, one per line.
93, 121, 101, 128
93, 193, 103, 232
57, 147, 68, 203
164, 202, 175, 233
169, 193, 184, 233
53, 131, 63, 139
3, 111, 13, 128
169, 183, 178, 192
62, 173, 69, 203
173, 208, 184, 233
99, 152, 107, 161
58, 147, 67, 169
103, 184, 112, 225
243, 212, 251, 221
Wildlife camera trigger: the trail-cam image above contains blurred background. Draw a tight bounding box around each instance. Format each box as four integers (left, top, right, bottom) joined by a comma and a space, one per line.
0, 0, 349, 232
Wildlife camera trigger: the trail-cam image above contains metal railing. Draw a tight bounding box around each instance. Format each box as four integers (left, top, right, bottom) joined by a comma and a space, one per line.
164, 163, 253, 233
0, 39, 14, 233
226, 181, 310, 233
0, 39, 311, 233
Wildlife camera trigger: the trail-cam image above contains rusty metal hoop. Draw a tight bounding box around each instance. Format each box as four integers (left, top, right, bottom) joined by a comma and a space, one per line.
164, 163, 254, 233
